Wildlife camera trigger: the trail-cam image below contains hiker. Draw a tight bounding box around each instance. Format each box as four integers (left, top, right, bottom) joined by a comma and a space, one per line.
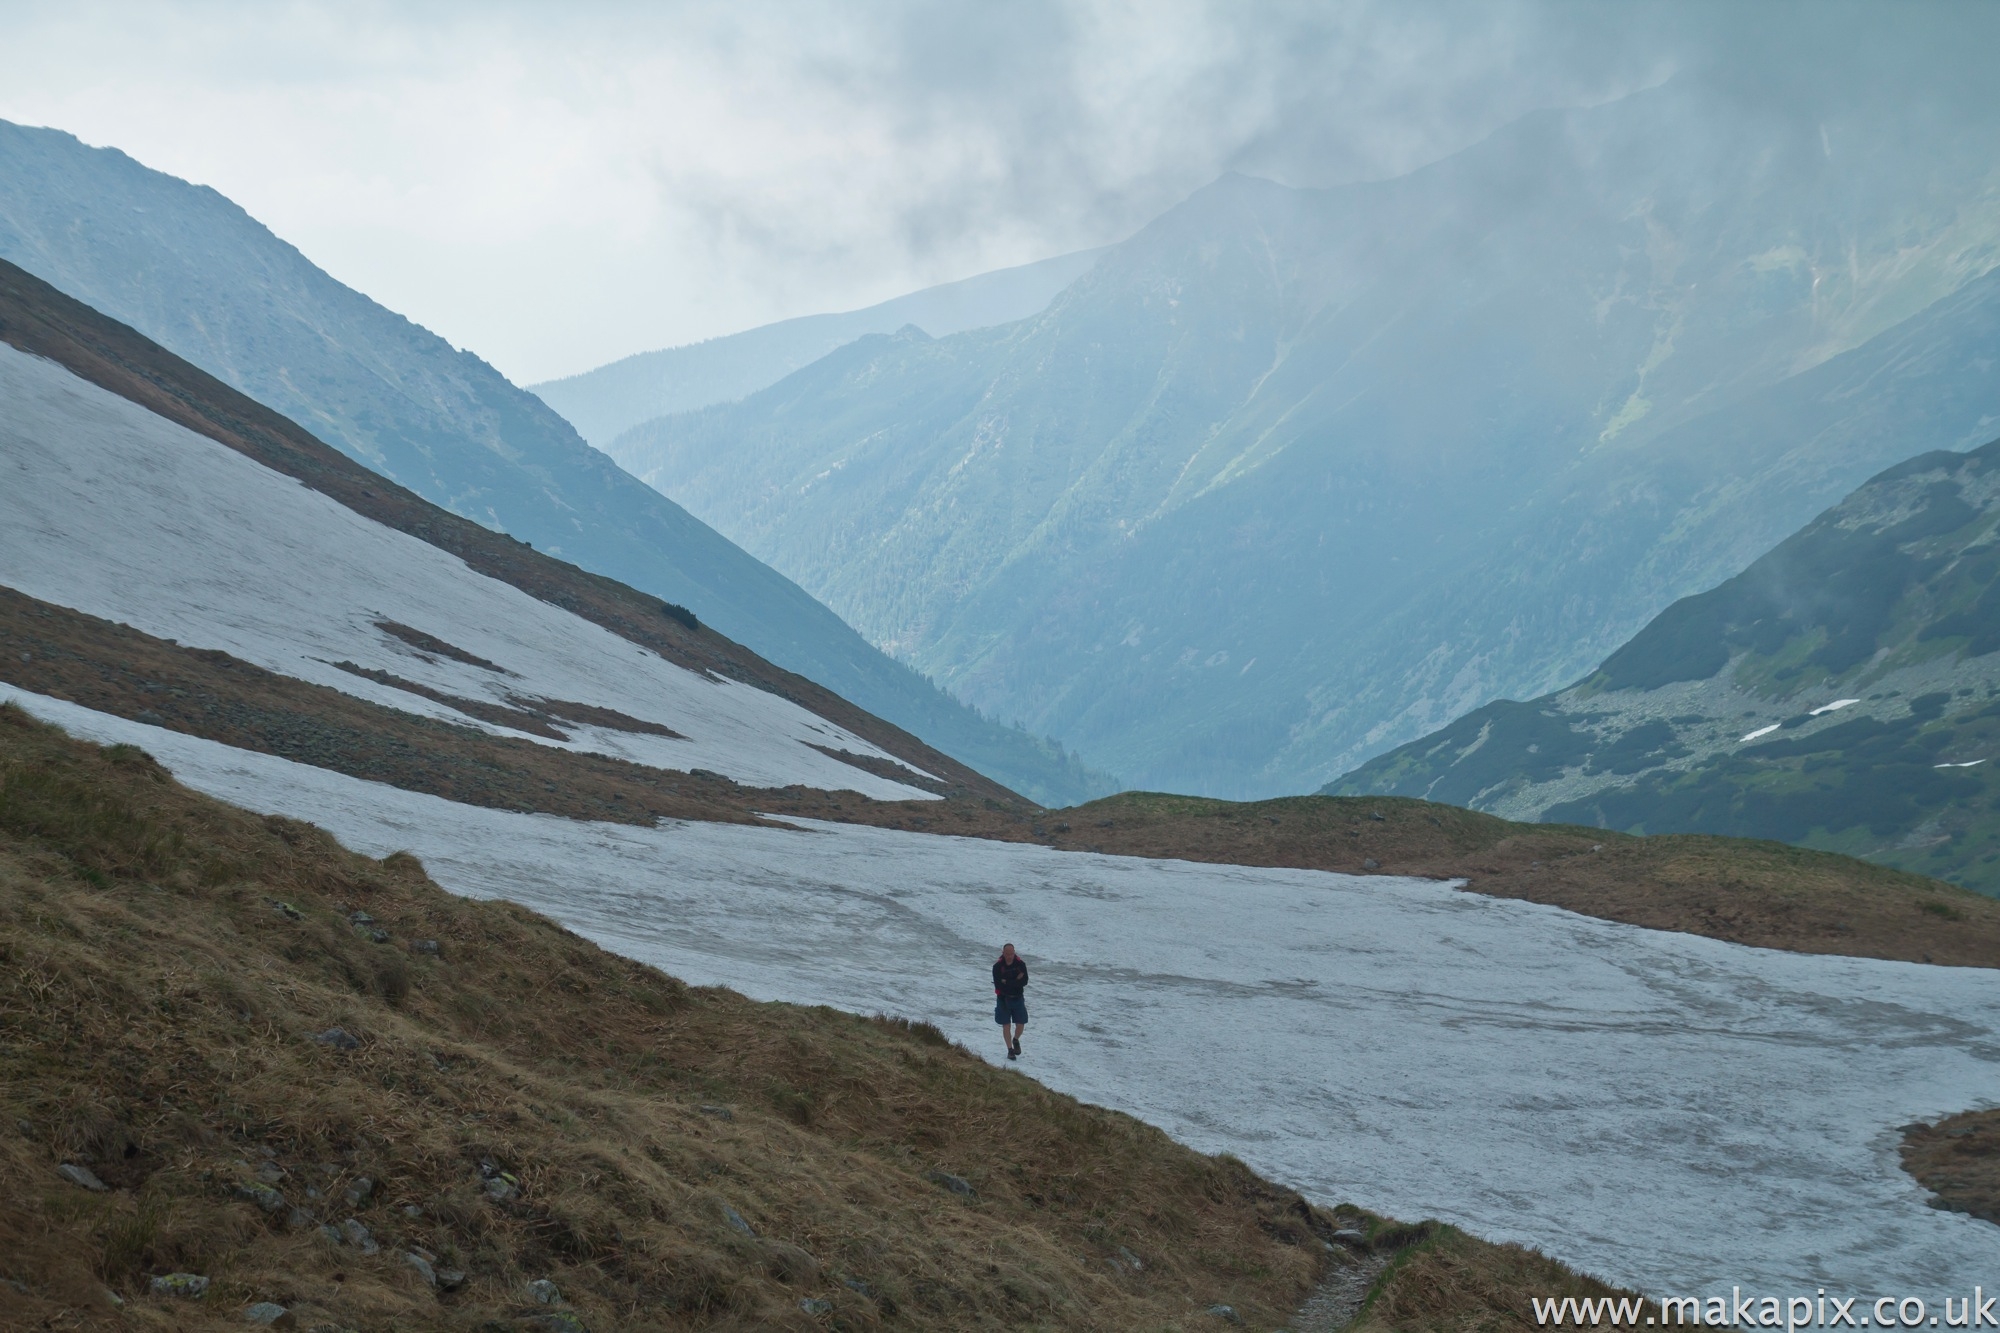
993, 942, 1028, 1060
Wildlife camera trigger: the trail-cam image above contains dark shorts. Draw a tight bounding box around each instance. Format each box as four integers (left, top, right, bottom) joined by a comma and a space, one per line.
993, 995, 1027, 1026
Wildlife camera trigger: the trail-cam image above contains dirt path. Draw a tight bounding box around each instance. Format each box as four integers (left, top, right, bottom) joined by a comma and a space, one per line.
1285, 1250, 1392, 1331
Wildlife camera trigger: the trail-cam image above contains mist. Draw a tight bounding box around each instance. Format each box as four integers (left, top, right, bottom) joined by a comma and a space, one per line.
0, 1, 1988, 381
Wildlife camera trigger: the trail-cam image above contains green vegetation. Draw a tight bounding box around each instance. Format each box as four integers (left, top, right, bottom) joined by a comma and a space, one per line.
1335, 437, 2000, 894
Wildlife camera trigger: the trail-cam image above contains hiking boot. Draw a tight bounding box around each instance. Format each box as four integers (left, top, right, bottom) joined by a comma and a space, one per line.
1011, 1036, 1022, 1057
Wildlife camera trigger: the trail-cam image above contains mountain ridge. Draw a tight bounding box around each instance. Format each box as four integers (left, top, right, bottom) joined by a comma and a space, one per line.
1329, 434, 2000, 893
605, 75, 2000, 797
532, 247, 1105, 449
0, 118, 1110, 805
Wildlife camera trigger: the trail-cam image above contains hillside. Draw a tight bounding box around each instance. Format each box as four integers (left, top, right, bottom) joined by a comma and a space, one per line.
608, 74, 2000, 797
0, 122, 1108, 806
530, 248, 1103, 448
1331, 437, 2000, 894
0, 705, 1638, 1330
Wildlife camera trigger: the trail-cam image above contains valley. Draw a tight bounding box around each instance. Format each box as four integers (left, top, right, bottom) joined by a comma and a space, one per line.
7, 19, 2000, 1319
596, 76, 2000, 797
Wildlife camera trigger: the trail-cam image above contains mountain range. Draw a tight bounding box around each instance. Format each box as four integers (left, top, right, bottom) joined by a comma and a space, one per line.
597, 73, 2000, 798
0, 118, 1107, 805
530, 247, 1103, 448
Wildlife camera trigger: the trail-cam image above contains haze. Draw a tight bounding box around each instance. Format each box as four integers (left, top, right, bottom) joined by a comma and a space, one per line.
6, 0, 1961, 384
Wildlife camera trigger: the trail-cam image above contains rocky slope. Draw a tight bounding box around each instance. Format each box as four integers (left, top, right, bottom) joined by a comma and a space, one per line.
1332, 437, 2000, 893
0, 122, 1107, 805
609, 73, 2000, 797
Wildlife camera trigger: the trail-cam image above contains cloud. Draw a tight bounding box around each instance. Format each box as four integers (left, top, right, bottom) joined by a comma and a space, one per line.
0, 0, 1986, 382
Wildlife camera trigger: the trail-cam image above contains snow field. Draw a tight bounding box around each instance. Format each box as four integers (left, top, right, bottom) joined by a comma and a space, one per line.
0, 343, 936, 799
7, 685, 1999, 1298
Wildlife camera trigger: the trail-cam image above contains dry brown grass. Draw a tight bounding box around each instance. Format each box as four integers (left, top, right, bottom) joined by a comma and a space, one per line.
0, 702, 1381, 1331
8, 580, 1986, 979
1900, 1111, 2000, 1227
1026, 793, 2000, 969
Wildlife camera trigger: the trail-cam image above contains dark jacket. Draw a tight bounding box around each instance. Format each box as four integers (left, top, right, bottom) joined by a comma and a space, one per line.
993, 955, 1028, 999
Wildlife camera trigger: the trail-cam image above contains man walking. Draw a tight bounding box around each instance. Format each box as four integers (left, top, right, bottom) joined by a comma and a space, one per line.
992, 942, 1028, 1060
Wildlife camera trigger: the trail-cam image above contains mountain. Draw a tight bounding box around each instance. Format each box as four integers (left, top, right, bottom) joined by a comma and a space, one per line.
1330, 437, 2000, 894
0, 254, 1028, 813
6, 261, 1994, 1299
607, 74, 2000, 798
0, 118, 1109, 805
530, 247, 1104, 448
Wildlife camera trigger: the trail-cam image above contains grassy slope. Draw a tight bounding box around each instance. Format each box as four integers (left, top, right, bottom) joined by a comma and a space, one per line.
1333, 439, 2000, 895
0, 705, 1627, 1331
8, 580, 1987, 974
1033, 793, 2000, 969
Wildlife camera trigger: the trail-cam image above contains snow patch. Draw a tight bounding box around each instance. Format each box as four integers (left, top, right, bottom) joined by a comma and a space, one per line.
1739, 723, 1781, 742
1811, 698, 1861, 716
0, 343, 935, 799
7, 684, 1999, 1297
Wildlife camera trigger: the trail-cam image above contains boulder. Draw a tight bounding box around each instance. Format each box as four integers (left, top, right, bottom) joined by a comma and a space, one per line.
57, 1163, 108, 1192
148, 1273, 210, 1299
923, 1169, 977, 1198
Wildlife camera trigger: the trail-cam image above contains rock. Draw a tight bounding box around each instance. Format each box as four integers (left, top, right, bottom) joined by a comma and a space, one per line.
527, 1278, 562, 1304
842, 1277, 876, 1297
1591, 843, 1604, 853
57, 1163, 109, 1192
800, 1297, 834, 1315
269, 900, 303, 921
411, 939, 441, 956
339, 1218, 379, 1255
1361, 858, 1380, 870
286, 1207, 317, 1230
404, 1251, 437, 1287
1206, 1304, 1242, 1324
483, 1173, 519, 1202
436, 1269, 467, 1293
697, 1104, 735, 1121
316, 1223, 344, 1247
347, 910, 376, 926
720, 1203, 756, 1235
402, 1203, 423, 1218
236, 1181, 286, 1213
257, 1161, 288, 1185
99, 1286, 124, 1308
149, 1272, 211, 1299
923, 1169, 977, 1198
243, 1301, 292, 1325
343, 1176, 374, 1207
1330, 1228, 1370, 1248
311, 1027, 360, 1051
1116, 1246, 1144, 1271
1368, 812, 1385, 822
15, 1118, 34, 1136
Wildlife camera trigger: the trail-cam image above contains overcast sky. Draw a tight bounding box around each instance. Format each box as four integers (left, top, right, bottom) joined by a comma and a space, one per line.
0, 1, 1978, 383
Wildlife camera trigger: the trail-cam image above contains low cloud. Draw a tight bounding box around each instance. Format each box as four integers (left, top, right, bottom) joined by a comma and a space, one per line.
0, 0, 1986, 381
